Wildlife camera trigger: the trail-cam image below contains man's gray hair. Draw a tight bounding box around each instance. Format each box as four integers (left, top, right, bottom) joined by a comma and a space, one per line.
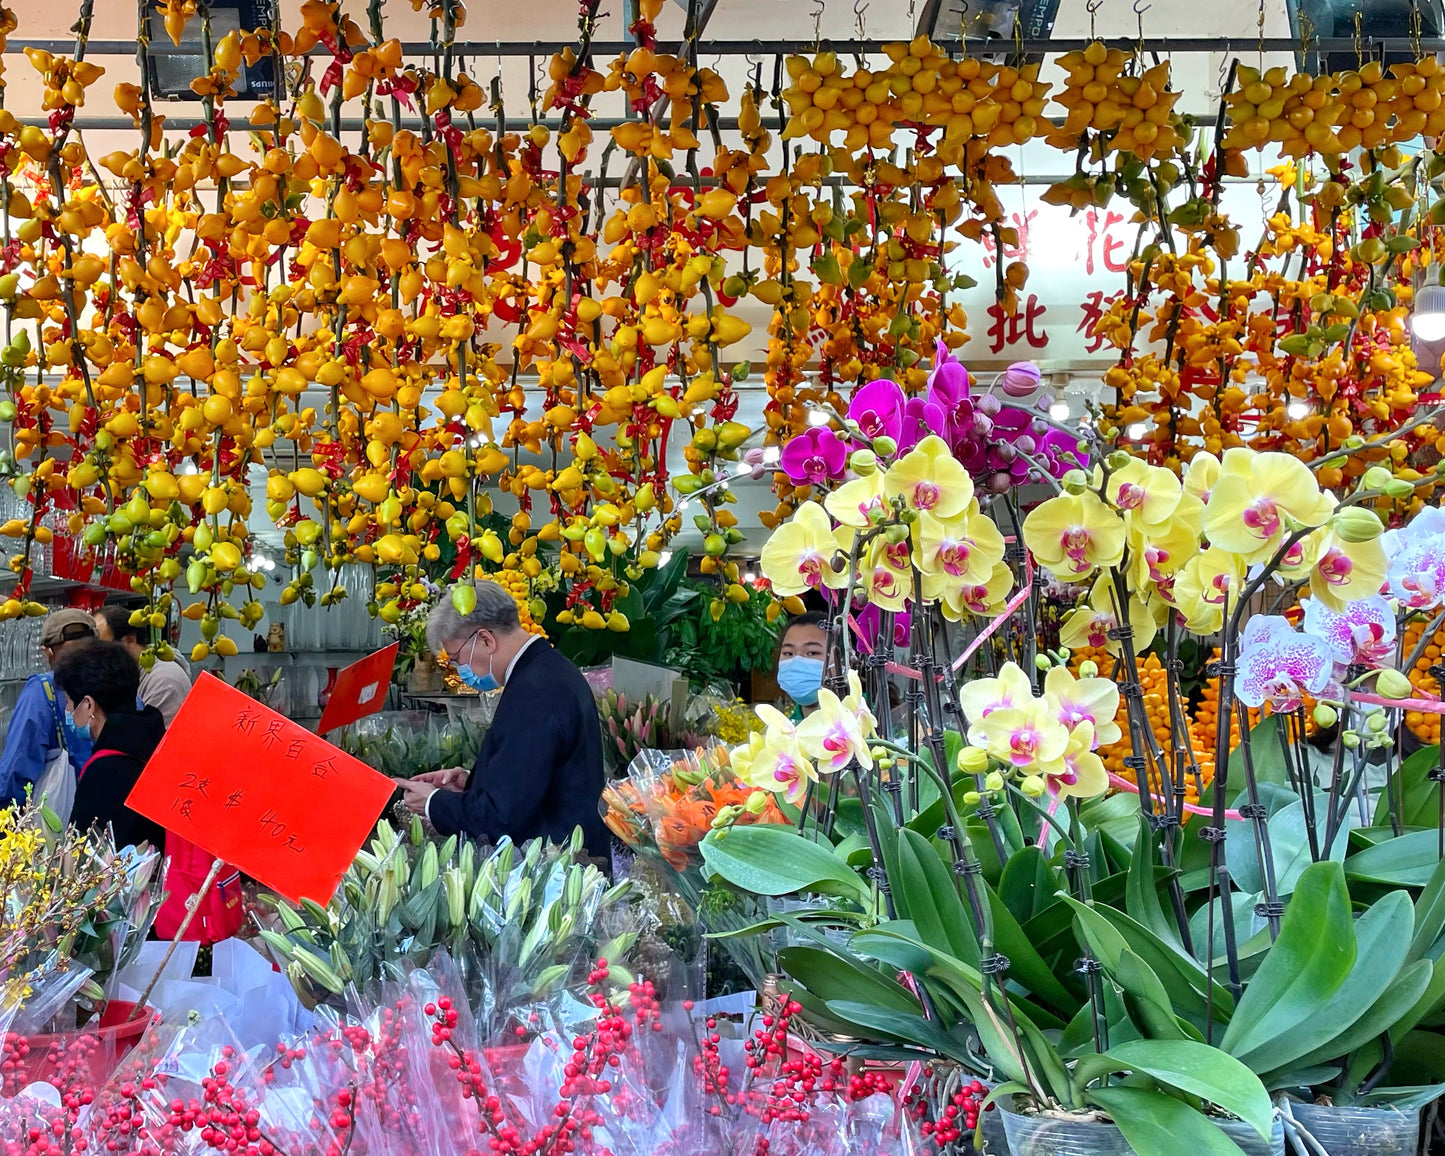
426, 580, 521, 653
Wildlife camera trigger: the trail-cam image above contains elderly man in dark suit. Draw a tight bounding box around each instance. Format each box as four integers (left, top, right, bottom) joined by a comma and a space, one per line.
395, 579, 608, 855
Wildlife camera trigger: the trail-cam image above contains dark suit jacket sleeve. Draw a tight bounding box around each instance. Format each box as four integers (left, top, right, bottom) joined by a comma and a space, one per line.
427, 697, 565, 839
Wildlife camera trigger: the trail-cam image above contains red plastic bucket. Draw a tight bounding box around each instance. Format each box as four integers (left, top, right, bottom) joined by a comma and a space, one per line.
11, 1001, 155, 1091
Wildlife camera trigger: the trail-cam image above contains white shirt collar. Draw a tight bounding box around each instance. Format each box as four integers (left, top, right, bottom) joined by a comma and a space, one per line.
504, 634, 540, 685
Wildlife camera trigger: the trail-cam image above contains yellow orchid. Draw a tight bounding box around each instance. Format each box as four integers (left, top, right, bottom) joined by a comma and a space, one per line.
1127, 513, 1201, 597
883, 434, 974, 519
1047, 722, 1110, 802
974, 701, 1072, 776
759, 500, 845, 596
1101, 458, 1182, 530
1022, 490, 1126, 581
861, 537, 912, 612
958, 660, 1036, 731
1184, 450, 1221, 503
732, 730, 818, 806
1043, 665, 1122, 747
1202, 448, 1335, 564
796, 671, 877, 774
914, 508, 1006, 593
1058, 576, 1158, 655
940, 561, 1016, 620
1170, 546, 1248, 633
824, 471, 889, 529
1308, 529, 1389, 611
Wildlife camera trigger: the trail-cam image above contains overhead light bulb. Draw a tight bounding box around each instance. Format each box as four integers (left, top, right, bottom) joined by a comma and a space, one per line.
1049, 401, 1070, 420
807, 408, 831, 426
658, 550, 673, 565
762, 445, 780, 465
1286, 400, 1311, 420
1413, 281, 1445, 341
1125, 422, 1146, 440
743, 570, 756, 583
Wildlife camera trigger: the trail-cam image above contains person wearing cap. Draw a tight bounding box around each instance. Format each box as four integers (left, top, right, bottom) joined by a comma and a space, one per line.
94, 605, 191, 726
0, 608, 98, 805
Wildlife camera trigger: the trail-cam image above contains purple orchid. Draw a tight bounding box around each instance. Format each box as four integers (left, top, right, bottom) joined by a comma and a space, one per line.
899, 395, 945, 453
779, 427, 847, 486
1302, 595, 1397, 669
855, 602, 912, 650
848, 378, 905, 446
926, 341, 977, 448
1234, 614, 1336, 712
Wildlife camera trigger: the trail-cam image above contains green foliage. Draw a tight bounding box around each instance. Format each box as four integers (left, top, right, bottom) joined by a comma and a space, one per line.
664, 579, 780, 689
553, 549, 699, 668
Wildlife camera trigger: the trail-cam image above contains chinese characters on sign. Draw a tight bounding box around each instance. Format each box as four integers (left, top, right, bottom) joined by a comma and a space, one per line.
126, 673, 396, 903
943, 185, 1271, 361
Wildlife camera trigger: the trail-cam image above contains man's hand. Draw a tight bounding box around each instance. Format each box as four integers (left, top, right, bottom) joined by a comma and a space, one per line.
410, 766, 469, 789
395, 778, 437, 815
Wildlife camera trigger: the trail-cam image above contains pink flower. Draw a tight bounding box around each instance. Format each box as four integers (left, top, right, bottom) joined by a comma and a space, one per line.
779, 427, 847, 486
847, 379, 905, 446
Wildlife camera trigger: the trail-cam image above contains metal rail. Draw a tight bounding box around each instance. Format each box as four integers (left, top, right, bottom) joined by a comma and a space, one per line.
1, 36, 1439, 57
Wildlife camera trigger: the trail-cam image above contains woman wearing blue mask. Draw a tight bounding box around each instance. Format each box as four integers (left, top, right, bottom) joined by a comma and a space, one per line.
775, 612, 829, 721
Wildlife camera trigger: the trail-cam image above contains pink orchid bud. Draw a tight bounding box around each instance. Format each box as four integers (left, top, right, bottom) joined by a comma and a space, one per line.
1001, 361, 1041, 398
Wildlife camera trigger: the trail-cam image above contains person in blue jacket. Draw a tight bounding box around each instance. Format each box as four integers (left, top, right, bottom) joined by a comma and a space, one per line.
0, 607, 99, 805
395, 580, 608, 856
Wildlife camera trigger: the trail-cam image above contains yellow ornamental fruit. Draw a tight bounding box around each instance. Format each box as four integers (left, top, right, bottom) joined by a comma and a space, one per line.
211, 541, 242, 571
361, 366, 398, 399
202, 486, 229, 516
289, 468, 328, 497
698, 188, 738, 219
214, 635, 239, 657
480, 531, 505, 563
352, 473, 390, 503
376, 534, 409, 565
606, 611, 630, 632
580, 609, 607, 630
438, 450, 467, 478
266, 474, 296, 503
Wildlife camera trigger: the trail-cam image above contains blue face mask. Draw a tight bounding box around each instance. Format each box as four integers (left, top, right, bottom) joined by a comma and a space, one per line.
777, 656, 824, 706
456, 663, 498, 692
455, 633, 499, 692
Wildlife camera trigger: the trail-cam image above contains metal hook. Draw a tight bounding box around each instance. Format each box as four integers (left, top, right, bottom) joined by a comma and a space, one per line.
853, 0, 868, 38
1086, 0, 1103, 40
812, 0, 825, 51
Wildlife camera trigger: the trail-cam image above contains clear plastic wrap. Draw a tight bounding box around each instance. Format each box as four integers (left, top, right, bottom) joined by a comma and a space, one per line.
1285, 1100, 1420, 1156
1000, 1101, 1282, 1156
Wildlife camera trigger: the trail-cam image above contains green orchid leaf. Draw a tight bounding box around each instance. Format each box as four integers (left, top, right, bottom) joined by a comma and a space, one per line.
1086, 1087, 1250, 1156
1245, 889, 1414, 1074
1220, 861, 1355, 1065
1410, 857, 1445, 963
1000, 845, 1063, 926
778, 945, 920, 1014
1101, 1039, 1272, 1142
893, 827, 978, 965
1345, 829, 1444, 887
699, 825, 867, 899
1127, 813, 1180, 947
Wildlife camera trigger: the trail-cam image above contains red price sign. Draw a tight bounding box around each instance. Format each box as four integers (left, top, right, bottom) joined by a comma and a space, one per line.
127, 673, 397, 903
317, 643, 399, 734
